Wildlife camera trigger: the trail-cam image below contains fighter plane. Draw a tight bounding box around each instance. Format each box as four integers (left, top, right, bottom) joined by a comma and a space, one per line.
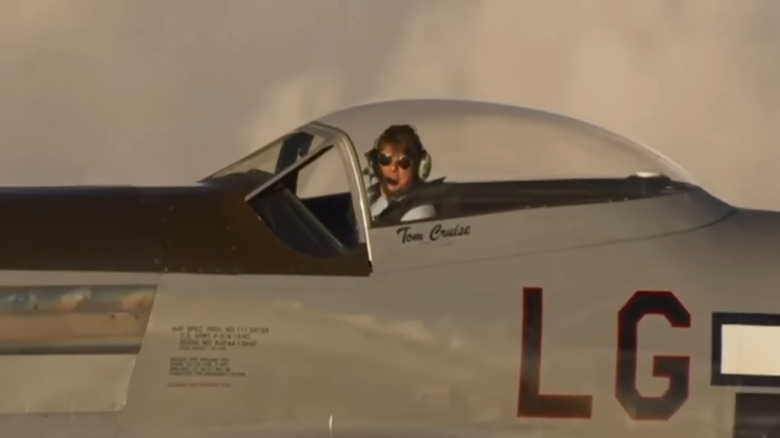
0, 98, 776, 437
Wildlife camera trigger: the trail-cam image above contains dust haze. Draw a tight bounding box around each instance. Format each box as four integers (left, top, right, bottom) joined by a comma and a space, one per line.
1, 0, 779, 208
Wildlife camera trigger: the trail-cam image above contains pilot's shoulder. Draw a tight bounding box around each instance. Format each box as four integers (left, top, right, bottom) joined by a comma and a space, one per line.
370, 196, 388, 216
401, 203, 436, 221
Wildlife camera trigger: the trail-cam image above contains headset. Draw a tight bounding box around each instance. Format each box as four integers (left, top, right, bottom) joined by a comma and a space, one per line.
363, 139, 432, 182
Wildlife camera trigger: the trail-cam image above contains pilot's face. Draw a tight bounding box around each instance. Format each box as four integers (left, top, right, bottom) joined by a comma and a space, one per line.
377, 142, 413, 197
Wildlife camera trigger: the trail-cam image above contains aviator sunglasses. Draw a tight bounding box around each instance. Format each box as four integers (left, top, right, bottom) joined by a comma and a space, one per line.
377, 152, 412, 170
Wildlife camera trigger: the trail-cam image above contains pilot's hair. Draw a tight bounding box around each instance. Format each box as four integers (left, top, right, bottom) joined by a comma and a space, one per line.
374, 124, 425, 171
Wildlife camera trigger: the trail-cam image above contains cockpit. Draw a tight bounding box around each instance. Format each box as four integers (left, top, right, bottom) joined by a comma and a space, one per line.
201, 99, 714, 263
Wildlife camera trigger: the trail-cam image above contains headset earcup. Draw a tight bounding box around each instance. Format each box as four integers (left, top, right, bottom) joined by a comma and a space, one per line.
417, 150, 431, 180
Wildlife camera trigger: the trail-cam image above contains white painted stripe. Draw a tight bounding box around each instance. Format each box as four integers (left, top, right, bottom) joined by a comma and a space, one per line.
721, 324, 780, 376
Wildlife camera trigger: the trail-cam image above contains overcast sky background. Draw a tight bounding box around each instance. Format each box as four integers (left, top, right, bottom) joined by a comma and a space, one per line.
2, 0, 779, 209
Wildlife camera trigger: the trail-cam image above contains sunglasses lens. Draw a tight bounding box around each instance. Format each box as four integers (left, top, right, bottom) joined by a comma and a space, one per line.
377, 152, 412, 169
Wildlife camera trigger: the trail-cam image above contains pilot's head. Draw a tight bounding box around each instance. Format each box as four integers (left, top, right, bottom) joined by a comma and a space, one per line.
372, 124, 428, 199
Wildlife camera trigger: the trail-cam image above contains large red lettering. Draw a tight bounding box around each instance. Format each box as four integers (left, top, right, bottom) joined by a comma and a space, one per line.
517, 287, 593, 418
615, 290, 690, 420
516, 287, 690, 421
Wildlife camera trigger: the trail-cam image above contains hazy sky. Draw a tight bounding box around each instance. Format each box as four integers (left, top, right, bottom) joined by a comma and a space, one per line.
2, 0, 779, 209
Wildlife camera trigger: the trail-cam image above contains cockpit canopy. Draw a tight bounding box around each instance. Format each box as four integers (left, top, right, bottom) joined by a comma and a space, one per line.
319, 99, 692, 185
208, 99, 693, 195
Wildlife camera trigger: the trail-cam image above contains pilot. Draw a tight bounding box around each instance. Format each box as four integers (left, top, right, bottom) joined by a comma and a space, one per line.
365, 124, 436, 222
